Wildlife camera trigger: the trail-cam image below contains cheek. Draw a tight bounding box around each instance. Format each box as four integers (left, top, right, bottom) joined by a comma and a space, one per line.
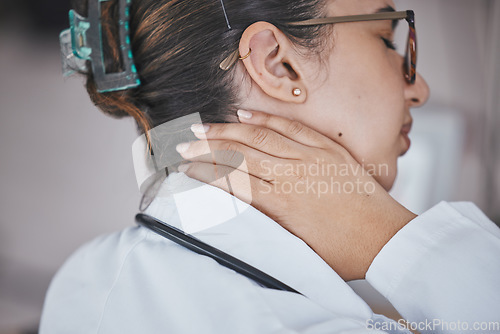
296, 104, 402, 190
346, 99, 404, 191
300, 32, 406, 189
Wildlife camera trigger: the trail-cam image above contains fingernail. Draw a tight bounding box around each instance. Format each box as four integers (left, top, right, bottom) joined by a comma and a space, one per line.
176, 142, 190, 154
237, 109, 253, 119
178, 164, 190, 173
191, 124, 210, 134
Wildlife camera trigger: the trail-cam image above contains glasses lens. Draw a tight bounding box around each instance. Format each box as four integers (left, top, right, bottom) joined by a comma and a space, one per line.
394, 19, 413, 84
405, 19, 417, 84
404, 38, 412, 83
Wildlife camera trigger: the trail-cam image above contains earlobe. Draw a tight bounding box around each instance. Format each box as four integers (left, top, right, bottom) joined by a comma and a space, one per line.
238, 22, 307, 103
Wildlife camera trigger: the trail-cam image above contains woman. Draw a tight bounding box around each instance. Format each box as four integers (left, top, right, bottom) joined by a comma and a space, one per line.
40, 0, 500, 333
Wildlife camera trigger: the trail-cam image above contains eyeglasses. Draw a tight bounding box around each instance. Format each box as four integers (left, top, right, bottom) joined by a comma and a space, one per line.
220, 10, 417, 85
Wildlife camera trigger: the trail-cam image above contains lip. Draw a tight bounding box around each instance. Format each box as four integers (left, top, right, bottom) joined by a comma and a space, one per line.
400, 132, 411, 155
400, 119, 413, 135
400, 119, 413, 155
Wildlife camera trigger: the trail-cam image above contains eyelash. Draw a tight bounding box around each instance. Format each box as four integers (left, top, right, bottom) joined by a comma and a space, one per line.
381, 37, 397, 50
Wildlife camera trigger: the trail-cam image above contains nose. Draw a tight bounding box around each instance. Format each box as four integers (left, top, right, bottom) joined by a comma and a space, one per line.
405, 72, 430, 108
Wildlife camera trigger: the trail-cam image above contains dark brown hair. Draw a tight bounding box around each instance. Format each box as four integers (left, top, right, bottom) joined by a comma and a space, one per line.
72, 0, 329, 135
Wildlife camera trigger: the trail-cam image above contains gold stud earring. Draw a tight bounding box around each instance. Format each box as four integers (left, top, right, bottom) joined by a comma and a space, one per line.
292, 88, 302, 97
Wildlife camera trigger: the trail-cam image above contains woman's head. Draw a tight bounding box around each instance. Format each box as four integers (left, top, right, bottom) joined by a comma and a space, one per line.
75, 0, 429, 190
231, 0, 430, 190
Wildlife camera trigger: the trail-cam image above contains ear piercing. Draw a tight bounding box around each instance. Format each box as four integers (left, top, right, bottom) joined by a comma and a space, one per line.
239, 49, 252, 60
292, 88, 302, 97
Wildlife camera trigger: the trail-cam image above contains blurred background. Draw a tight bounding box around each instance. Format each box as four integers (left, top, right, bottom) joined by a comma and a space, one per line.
0, 0, 499, 333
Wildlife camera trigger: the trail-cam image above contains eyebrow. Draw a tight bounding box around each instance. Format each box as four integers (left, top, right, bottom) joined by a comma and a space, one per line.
376, 5, 399, 31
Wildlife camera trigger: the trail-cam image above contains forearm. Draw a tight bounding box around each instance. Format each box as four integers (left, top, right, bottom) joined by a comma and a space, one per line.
366, 201, 500, 333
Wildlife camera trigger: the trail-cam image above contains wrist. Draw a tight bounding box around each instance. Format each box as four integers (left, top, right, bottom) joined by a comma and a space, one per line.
360, 202, 417, 280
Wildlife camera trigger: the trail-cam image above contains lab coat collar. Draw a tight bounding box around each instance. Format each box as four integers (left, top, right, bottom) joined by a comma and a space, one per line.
144, 172, 373, 319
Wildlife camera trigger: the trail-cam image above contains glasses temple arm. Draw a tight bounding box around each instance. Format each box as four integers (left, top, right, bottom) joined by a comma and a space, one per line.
219, 10, 412, 70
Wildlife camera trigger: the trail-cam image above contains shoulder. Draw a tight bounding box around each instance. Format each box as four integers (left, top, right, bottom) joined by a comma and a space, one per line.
45, 226, 154, 294
39, 226, 180, 334
40, 226, 295, 334
40, 224, 385, 334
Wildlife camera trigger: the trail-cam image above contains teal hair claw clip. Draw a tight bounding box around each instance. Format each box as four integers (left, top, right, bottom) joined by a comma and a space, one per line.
59, 0, 141, 93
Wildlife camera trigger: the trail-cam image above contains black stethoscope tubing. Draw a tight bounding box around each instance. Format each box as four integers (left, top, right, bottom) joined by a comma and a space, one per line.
135, 213, 302, 295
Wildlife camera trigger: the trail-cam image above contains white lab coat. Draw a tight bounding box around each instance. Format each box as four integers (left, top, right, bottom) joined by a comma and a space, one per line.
39, 173, 500, 334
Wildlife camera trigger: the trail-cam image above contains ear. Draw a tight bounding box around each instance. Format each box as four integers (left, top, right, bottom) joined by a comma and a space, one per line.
238, 22, 307, 103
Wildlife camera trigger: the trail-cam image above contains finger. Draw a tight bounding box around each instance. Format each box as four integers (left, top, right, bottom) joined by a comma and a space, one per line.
176, 139, 291, 183
179, 162, 284, 215
236, 109, 336, 149
190, 122, 305, 160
